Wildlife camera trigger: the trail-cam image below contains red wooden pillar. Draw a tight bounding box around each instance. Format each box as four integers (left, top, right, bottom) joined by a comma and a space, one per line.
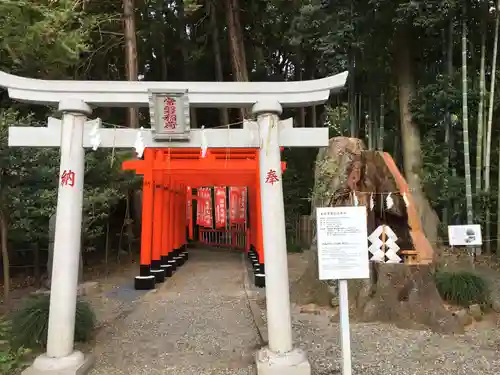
150, 150, 166, 283
248, 184, 257, 252
161, 172, 174, 276
253, 153, 265, 287
135, 148, 156, 290
170, 181, 183, 266
187, 186, 194, 240
182, 185, 189, 254
180, 184, 187, 248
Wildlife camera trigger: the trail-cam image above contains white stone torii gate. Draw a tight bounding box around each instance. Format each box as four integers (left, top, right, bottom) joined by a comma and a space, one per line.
1, 70, 348, 375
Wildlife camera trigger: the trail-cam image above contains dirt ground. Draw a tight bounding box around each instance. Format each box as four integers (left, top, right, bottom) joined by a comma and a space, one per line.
0, 255, 144, 326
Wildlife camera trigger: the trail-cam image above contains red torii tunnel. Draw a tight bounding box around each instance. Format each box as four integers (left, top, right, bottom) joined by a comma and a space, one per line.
122, 147, 286, 290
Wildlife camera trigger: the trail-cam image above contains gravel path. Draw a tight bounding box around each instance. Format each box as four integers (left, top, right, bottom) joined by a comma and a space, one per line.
292, 309, 500, 375
89, 248, 261, 375
249, 253, 500, 375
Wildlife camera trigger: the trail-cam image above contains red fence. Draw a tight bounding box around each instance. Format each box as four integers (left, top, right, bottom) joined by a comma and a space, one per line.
199, 227, 249, 251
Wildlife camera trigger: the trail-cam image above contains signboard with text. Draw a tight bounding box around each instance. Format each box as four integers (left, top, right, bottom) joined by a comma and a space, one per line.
316, 206, 369, 280
448, 224, 482, 246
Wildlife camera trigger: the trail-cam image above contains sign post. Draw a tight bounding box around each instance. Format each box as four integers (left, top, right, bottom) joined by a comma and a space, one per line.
316, 206, 370, 375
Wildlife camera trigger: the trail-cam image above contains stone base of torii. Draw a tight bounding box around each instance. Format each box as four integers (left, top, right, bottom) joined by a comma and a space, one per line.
3, 69, 348, 375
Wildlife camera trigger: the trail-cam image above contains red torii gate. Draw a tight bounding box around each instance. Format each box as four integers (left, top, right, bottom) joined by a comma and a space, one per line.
122, 147, 286, 290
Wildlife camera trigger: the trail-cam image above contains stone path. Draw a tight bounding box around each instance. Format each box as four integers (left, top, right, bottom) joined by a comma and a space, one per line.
89, 248, 261, 375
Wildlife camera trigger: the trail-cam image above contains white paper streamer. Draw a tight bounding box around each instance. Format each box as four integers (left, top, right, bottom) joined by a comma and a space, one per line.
369, 193, 375, 211
386, 193, 394, 209
89, 122, 101, 151
201, 125, 208, 158
352, 192, 359, 206
134, 126, 145, 158
403, 192, 410, 207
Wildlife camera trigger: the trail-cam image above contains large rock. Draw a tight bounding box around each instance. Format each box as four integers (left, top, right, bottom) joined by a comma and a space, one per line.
290, 137, 460, 333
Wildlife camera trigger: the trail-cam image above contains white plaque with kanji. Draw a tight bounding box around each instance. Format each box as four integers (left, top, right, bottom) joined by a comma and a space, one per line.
148, 89, 190, 140
316, 206, 370, 280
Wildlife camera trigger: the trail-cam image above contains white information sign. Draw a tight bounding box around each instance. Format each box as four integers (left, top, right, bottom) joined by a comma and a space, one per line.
316, 206, 370, 280
448, 224, 482, 246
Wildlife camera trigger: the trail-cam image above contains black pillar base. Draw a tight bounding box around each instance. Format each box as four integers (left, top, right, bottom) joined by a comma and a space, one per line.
134, 264, 156, 290
176, 256, 185, 267
258, 263, 265, 274
151, 269, 165, 283
150, 259, 165, 283
161, 264, 173, 277
134, 275, 155, 290
160, 255, 173, 277
173, 249, 184, 266
252, 259, 260, 271
168, 259, 177, 272
255, 273, 265, 288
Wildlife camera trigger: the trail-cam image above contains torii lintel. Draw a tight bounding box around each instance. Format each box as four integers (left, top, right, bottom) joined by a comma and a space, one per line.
0, 70, 348, 108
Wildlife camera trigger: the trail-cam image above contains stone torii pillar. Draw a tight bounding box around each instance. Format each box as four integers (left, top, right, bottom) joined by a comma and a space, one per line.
2, 69, 347, 375
253, 100, 309, 374
27, 100, 93, 375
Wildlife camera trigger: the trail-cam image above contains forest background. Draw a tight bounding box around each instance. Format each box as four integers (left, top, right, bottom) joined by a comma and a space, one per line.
0, 0, 498, 296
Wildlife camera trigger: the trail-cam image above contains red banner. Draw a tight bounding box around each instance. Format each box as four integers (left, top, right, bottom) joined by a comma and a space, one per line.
197, 187, 213, 228
229, 187, 246, 225
229, 187, 239, 224
239, 187, 247, 222
214, 187, 227, 228
196, 189, 202, 224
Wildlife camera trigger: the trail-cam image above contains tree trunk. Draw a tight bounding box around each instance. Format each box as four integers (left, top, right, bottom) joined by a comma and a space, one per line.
209, 0, 230, 125
349, 262, 463, 334
485, 0, 500, 254
311, 105, 317, 128
367, 96, 373, 149
177, 0, 199, 128
443, 16, 454, 226
123, 0, 139, 128
461, 17, 474, 225
475, 5, 486, 195
0, 211, 9, 302
377, 91, 385, 151
497, 137, 500, 255
123, 0, 141, 252
295, 50, 306, 127
393, 27, 439, 245
225, 0, 249, 120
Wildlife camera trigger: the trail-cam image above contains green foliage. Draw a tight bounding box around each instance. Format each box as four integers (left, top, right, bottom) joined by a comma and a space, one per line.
0, 110, 137, 252
435, 270, 490, 307
10, 295, 96, 350
0, 319, 30, 374
287, 240, 304, 253
0, 0, 105, 77
325, 104, 349, 137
